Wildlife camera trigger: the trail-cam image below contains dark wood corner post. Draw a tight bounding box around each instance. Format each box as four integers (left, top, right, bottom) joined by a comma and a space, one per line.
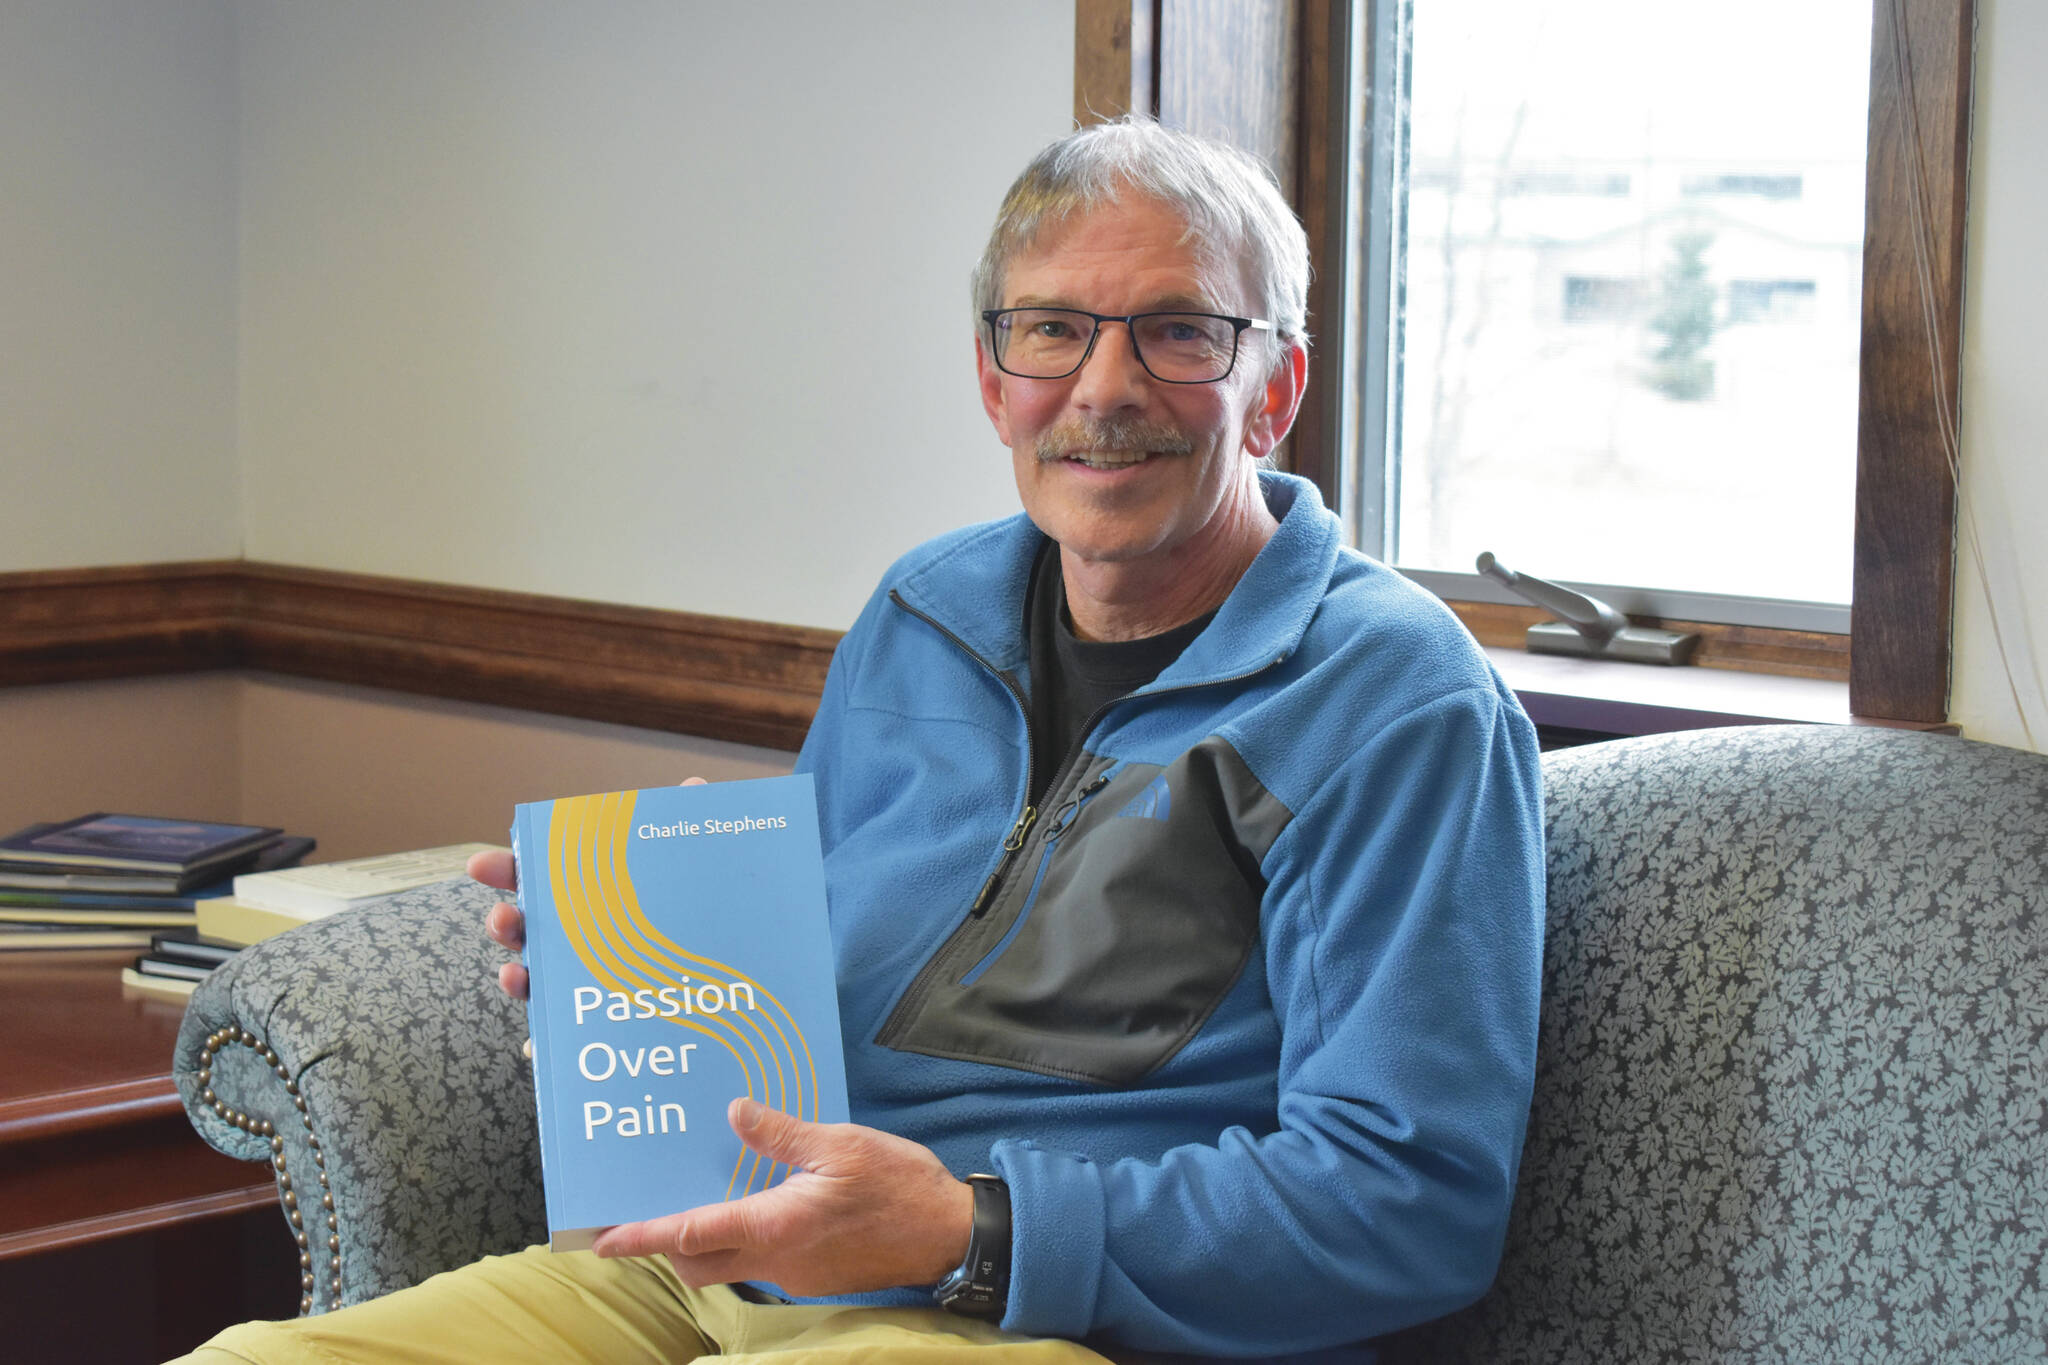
1850, 0, 1976, 725
1075, 0, 1160, 126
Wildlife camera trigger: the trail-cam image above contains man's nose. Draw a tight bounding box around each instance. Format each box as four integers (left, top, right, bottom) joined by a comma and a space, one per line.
1069, 320, 1151, 409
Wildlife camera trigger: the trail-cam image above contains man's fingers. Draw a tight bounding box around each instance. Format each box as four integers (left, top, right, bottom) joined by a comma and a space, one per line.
592, 1203, 753, 1259
468, 848, 516, 891
588, 1217, 670, 1259
680, 776, 708, 787
485, 900, 525, 950
498, 961, 529, 1000
669, 1199, 771, 1257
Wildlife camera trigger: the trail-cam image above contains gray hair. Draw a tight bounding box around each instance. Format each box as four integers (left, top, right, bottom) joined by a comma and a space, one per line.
971, 116, 1311, 364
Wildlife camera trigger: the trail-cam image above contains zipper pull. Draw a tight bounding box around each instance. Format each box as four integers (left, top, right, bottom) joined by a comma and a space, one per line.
971, 806, 1037, 916
1046, 771, 1114, 839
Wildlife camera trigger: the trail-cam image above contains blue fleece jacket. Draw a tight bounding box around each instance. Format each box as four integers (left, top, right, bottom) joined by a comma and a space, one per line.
795, 473, 1544, 1359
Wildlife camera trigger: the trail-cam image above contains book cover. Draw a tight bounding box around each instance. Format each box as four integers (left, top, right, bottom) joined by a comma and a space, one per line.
0, 814, 282, 873
0, 925, 154, 952
119, 965, 198, 1000
232, 842, 496, 916
0, 887, 227, 910
0, 906, 198, 928
514, 775, 849, 1252
0, 859, 242, 895
0, 834, 314, 896
191, 897, 297, 948
131, 952, 214, 983
148, 928, 243, 968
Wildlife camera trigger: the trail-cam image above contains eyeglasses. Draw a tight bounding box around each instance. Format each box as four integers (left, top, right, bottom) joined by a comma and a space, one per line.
981, 308, 1274, 384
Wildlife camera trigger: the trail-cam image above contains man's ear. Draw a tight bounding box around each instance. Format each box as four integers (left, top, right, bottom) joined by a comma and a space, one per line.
976, 338, 1015, 448
1240, 341, 1308, 461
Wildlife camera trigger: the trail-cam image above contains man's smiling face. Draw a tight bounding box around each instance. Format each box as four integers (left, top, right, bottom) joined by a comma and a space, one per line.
977, 196, 1293, 575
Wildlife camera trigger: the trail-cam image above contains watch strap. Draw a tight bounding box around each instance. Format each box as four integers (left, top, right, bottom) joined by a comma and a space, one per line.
933, 1173, 1010, 1320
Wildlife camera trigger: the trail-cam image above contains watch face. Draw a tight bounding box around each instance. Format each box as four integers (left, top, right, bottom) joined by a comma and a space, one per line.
936, 1275, 1003, 1319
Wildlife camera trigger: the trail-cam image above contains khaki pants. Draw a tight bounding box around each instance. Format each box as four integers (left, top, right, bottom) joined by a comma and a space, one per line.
173, 1246, 1122, 1364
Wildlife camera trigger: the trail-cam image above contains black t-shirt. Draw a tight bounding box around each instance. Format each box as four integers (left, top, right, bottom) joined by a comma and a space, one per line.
1024, 542, 1215, 807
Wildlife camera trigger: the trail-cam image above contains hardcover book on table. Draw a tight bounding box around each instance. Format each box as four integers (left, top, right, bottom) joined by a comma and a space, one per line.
149, 928, 244, 968
0, 905, 198, 929
0, 925, 155, 952
201, 843, 501, 946
1, 839, 316, 939
0, 814, 282, 874
513, 775, 849, 1251
231, 843, 498, 916
0, 873, 239, 901
118, 965, 199, 1000
0, 835, 315, 899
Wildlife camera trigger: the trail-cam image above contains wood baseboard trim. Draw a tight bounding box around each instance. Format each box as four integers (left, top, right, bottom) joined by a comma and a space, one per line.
0, 563, 841, 752
0, 564, 1857, 749
0, 562, 243, 687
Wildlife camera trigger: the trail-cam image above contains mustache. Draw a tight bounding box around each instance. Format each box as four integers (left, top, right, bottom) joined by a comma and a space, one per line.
1035, 417, 1195, 463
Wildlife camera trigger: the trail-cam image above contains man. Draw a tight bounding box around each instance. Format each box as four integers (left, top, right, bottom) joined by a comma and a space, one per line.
180, 116, 1542, 1364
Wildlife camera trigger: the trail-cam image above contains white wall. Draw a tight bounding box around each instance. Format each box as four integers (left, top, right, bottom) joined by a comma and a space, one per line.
0, 672, 793, 862
1950, 0, 2048, 752
237, 674, 792, 861
234, 0, 1071, 631
0, 0, 239, 570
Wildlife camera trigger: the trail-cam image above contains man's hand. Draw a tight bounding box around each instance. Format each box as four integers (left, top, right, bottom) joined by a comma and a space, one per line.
470, 846, 530, 1000
474, 777, 709, 1001
589, 1097, 976, 1299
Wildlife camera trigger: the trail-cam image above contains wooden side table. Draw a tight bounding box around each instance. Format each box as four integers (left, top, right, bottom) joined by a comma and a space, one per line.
0, 950, 298, 1361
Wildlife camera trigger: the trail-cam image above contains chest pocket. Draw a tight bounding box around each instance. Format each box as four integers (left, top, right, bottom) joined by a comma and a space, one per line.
875, 738, 1292, 1086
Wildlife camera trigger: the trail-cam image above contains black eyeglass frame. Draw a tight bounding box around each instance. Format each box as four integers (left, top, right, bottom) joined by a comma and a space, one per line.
979, 308, 1276, 385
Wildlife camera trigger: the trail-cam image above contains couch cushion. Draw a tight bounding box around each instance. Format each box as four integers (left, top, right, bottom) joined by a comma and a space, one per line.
1392, 725, 2048, 1362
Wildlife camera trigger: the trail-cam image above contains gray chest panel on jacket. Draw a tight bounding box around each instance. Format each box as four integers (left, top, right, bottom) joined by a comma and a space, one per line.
874, 736, 1294, 1086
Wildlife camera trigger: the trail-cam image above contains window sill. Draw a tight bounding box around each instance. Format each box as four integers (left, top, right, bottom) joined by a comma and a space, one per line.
1487, 646, 1925, 738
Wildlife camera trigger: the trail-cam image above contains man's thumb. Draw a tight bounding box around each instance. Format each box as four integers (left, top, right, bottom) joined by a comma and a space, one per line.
729, 1098, 823, 1167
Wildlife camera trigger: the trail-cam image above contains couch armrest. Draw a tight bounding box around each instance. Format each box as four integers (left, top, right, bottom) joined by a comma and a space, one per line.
174, 877, 542, 1314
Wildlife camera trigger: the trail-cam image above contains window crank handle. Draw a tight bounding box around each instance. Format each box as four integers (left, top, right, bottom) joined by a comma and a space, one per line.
1476, 552, 1629, 644
1475, 552, 1699, 666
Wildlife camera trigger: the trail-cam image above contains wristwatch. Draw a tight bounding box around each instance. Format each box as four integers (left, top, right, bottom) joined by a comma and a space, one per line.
933, 1173, 1011, 1320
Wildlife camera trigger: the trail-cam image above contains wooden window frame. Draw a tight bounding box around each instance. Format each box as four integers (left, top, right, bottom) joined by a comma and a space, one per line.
1077, 0, 1975, 723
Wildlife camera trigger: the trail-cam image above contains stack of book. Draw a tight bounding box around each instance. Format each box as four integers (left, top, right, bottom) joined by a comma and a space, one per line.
196, 842, 502, 947
119, 927, 246, 1001
0, 813, 315, 990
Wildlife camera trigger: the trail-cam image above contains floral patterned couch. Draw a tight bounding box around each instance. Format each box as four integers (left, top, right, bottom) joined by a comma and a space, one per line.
177, 724, 2048, 1360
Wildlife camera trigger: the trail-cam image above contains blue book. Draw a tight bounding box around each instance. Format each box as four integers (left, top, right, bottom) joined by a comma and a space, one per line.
513, 775, 849, 1251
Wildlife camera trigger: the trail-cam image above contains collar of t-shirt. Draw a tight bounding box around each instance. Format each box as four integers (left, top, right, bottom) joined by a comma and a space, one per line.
1024, 541, 1216, 808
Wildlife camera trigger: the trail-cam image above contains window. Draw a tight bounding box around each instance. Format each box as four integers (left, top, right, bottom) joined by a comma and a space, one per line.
1344, 0, 1873, 624
1076, 0, 1972, 720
